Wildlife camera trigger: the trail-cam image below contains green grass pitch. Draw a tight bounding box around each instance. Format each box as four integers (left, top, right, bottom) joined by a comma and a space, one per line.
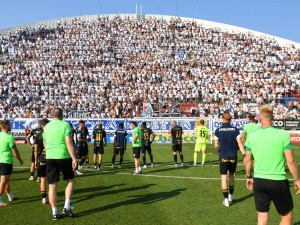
2, 143, 300, 225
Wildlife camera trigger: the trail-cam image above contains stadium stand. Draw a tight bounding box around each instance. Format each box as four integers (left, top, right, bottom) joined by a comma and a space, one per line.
0, 14, 300, 119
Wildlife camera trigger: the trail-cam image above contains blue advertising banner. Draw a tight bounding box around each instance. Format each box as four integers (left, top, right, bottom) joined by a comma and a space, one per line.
9, 118, 214, 143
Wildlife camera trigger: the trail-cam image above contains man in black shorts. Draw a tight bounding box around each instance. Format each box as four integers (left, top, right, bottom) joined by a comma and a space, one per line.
245, 105, 300, 224
0, 120, 23, 206
92, 122, 106, 170
170, 121, 184, 167
34, 119, 49, 205
214, 113, 245, 207
112, 123, 127, 168
75, 120, 90, 175
43, 108, 77, 220
26, 121, 43, 181
141, 122, 155, 168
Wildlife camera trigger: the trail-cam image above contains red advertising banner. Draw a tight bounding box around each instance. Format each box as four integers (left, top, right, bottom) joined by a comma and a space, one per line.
290, 135, 300, 143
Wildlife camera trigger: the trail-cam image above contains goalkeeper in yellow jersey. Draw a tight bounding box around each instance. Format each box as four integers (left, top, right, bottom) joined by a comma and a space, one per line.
193, 119, 210, 166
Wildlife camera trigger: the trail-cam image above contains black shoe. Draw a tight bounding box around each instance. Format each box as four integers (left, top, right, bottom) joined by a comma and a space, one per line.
53, 214, 61, 221
62, 208, 75, 217
138, 171, 142, 174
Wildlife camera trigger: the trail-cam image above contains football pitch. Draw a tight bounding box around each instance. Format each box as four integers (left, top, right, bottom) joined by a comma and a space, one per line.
2, 143, 300, 225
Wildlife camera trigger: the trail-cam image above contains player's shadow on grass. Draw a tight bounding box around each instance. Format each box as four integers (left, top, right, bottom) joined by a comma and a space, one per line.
70, 184, 157, 205
57, 183, 126, 198
145, 165, 190, 174
76, 188, 186, 217
15, 196, 43, 204
231, 192, 254, 205
12, 169, 28, 174
235, 169, 246, 176
201, 160, 219, 165
293, 221, 300, 225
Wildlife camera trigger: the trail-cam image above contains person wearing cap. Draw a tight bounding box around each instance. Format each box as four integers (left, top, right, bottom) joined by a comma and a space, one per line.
92, 122, 106, 170
214, 113, 246, 207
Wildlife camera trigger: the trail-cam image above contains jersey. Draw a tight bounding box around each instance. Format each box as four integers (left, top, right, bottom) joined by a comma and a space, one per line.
243, 123, 260, 142
132, 127, 142, 147
171, 125, 183, 145
214, 123, 240, 158
115, 129, 127, 147
43, 119, 72, 159
0, 132, 16, 164
30, 128, 43, 145
76, 128, 88, 149
194, 126, 209, 144
34, 132, 46, 163
141, 128, 154, 146
245, 126, 293, 180
93, 128, 106, 147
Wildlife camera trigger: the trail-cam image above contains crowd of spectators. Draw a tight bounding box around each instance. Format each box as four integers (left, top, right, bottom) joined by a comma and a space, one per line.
0, 15, 300, 119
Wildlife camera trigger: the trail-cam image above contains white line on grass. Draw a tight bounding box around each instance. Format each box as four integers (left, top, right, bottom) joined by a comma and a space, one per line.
12, 167, 296, 182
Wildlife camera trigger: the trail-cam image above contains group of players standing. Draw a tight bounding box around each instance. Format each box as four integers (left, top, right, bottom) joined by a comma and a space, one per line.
26, 118, 210, 179
2, 105, 300, 224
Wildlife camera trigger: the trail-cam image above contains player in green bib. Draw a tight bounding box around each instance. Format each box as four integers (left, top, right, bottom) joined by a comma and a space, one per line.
43, 108, 77, 220
193, 119, 209, 166
241, 114, 260, 143
0, 120, 23, 206
245, 105, 300, 225
131, 121, 142, 175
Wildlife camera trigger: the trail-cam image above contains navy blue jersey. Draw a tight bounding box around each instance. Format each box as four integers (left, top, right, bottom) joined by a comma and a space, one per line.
114, 129, 127, 147
76, 128, 88, 148
215, 123, 240, 158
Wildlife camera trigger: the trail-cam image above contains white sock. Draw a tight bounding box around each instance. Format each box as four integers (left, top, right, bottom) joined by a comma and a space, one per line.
135, 168, 139, 173
52, 207, 58, 215
7, 193, 13, 197
138, 167, 141, 172
64, 199, 71, 210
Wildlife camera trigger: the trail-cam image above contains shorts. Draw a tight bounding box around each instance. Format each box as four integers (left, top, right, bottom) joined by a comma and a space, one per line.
253, 178, 293, 215
172, 144, 182, 152
37, 162, 47, 177
94, 145, 104, 154
133, 147, 141, 159
141, 145, 152, 155
219, 157, 237, 175
194, 143, 206, 152
76, 147, 88, 159
114, 146, 125, 155
31, 149, 35, 163
0, 163, 13, 176
46, 158, 74, 184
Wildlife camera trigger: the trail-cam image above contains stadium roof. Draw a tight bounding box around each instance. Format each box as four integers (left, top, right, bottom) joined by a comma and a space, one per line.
0, 14, 300, 48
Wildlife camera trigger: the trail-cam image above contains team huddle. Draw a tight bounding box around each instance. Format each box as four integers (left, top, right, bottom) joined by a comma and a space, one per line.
0, 105, 300, 224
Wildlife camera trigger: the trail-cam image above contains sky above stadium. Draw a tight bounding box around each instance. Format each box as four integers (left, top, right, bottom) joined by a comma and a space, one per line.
1, 0, 299, 43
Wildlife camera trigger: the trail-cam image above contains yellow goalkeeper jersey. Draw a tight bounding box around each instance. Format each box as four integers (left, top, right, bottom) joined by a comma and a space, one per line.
194, 126, 209, 144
